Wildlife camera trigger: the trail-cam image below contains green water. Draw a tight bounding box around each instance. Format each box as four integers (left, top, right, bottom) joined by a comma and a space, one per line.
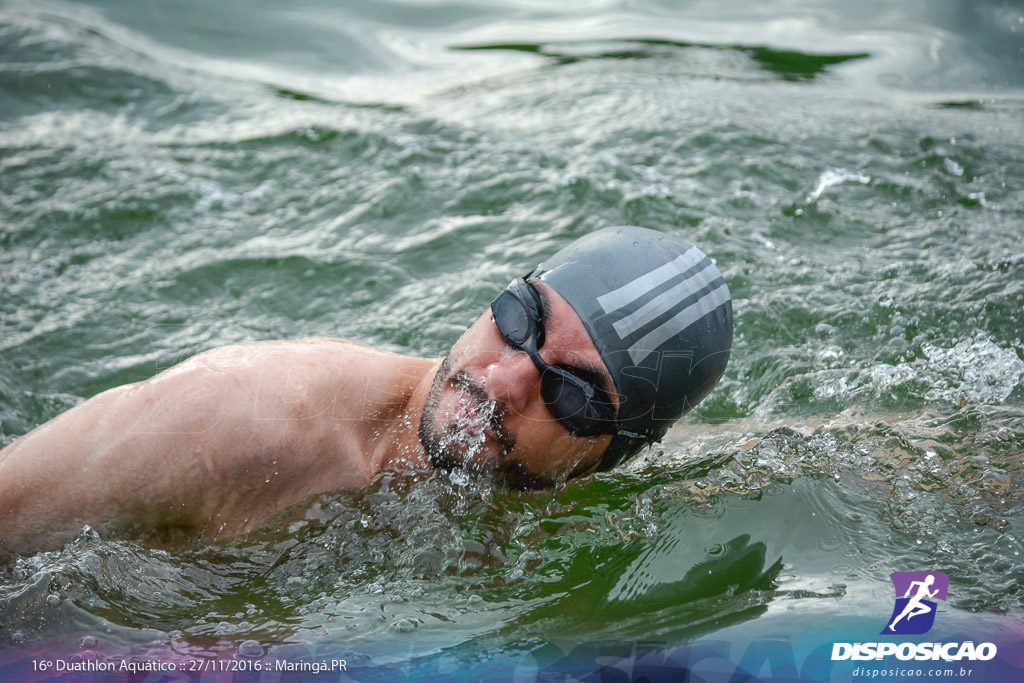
1, 0, 1023, 669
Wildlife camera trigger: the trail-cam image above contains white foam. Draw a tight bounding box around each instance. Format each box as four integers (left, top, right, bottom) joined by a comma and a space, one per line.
857, 335, 1024, 406
756, 333, 1023, 416
919, 335, 1024, 404
805, 168, 871, 203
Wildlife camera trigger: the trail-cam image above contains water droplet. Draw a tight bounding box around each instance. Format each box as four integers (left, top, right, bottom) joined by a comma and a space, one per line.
12, 632, 25, 645
81, 636, 97, 649
46, 593, 61, 607
237, 640, 262, 658
393, 618, 416, 632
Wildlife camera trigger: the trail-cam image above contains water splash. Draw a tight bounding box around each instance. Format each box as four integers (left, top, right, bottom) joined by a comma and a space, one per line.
753, 333, 1023, 418
805, 168, 871, 203
919, 335, 1024, 405
435, 384, 502, 473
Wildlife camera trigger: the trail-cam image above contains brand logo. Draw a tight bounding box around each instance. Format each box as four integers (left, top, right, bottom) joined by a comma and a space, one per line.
882, 571, 949, 635
831, 570, 997, 663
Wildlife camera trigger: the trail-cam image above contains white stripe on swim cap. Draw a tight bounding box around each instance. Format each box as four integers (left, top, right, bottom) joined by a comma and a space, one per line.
596, 246, 704, 314
627, 281, 731, 365
611, 260, 721, 340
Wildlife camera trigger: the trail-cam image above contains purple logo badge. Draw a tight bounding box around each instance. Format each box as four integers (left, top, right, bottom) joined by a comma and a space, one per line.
882, 571, 949, 635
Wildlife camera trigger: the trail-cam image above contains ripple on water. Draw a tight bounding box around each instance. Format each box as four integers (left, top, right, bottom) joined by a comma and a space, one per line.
1, 0, 1023, 665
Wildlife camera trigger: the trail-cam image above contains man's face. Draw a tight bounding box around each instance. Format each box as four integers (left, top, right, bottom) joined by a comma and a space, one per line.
419, 281, 616, 487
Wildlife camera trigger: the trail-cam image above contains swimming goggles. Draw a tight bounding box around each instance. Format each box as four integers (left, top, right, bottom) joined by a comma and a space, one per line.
490, 278, 619, 438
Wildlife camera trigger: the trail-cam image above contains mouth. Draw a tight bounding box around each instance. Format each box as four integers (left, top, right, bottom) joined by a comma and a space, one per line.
454, 394, 495, 441
446, 371, 513, 454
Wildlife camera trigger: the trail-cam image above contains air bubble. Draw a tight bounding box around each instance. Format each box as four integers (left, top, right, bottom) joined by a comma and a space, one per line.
393, 618, 416, 632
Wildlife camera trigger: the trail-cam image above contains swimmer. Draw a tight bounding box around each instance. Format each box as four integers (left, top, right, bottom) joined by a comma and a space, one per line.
0, 227, 732, 554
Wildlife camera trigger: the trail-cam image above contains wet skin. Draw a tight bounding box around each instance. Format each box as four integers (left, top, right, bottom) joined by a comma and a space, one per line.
0, 283, 614, 554
420, 281, 615, 485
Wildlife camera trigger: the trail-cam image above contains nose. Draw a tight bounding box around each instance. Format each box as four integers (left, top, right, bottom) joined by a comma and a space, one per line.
485, 352, 541, 419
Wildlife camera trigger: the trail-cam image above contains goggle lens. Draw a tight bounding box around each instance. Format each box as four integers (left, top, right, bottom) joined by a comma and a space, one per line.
490, 280, 616, 437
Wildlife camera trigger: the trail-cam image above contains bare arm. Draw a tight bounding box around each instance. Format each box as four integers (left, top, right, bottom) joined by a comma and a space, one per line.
0, 356, 248, 553
0, 340, 373, 555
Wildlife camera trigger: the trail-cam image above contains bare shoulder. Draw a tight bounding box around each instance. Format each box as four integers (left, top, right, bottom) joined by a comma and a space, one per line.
148, 337, 433, 535
170, 337, 425, 418
122, 337, 394, 470
0, 337, 431, 551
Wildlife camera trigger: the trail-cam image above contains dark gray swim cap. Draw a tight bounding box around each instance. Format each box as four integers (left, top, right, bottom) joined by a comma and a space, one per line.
533, 226, 732, 470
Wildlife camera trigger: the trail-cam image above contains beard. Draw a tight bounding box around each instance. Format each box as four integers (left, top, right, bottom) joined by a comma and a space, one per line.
418, 357, 518, 476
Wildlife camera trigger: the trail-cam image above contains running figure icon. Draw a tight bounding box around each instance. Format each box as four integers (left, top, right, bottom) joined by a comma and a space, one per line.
887, 574, 938, 632
882, 571, 948, 635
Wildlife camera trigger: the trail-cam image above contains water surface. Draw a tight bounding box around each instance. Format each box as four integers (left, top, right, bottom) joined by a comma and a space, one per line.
1, 0, 1022, 678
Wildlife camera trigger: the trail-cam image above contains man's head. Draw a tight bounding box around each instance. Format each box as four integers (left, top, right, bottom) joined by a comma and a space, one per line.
419, 226, 732, 486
